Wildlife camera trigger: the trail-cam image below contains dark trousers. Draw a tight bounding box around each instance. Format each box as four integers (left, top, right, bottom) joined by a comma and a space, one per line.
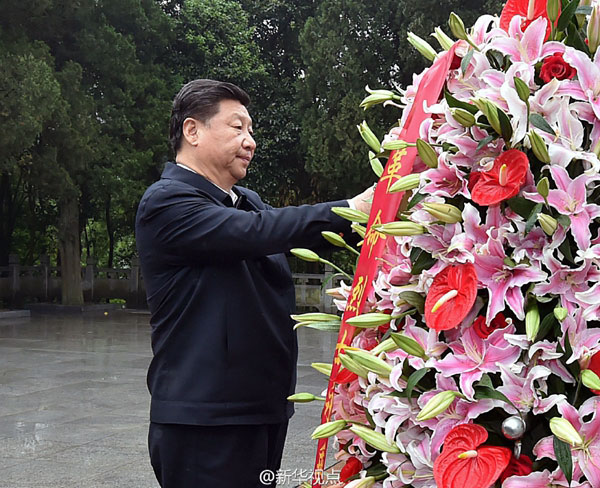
148, 421, 288, 488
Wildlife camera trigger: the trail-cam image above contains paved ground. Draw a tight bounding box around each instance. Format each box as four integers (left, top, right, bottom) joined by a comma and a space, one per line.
0, 311, 339, 488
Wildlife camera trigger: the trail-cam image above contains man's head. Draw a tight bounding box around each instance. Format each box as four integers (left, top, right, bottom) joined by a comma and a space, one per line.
170, 79, 256, 190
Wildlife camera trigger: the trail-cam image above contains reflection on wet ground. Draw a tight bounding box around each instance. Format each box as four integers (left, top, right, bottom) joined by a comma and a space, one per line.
0, 311, 337, 487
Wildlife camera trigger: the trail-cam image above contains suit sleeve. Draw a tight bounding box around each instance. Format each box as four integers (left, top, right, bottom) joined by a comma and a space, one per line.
136, 181, 352, 264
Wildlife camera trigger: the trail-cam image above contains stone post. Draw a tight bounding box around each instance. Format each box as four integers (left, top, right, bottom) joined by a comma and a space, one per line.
322, 264, 334, 313
40, 254, 50, 302
8, 254, 21, 308
84, 256, 97, 303
128, 257, 141, 308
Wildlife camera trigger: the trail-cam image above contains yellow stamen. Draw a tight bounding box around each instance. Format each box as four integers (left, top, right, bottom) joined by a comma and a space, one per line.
527, 0, 535, 19
498, 164, 508, 186
457, 450, 478, 459
431, 290, 458, 313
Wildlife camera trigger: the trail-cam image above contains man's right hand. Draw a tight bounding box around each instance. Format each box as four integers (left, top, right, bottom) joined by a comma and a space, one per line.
349, 185, 375, 215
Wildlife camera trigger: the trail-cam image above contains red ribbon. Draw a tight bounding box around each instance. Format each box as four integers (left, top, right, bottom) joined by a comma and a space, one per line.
311, 45, 458, 487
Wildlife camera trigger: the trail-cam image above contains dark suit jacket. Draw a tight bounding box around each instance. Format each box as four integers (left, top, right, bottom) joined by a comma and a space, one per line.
135, 163, 351, 425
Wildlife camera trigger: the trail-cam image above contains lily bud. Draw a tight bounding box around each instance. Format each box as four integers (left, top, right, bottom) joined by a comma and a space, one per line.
357, 121, 381, 153
549, 417, 584, 447
371, 337, 398, 355
349, 424, 401, 453
538, 213, 558, 236
547, 0, 560, 23
372, 221, 426, 236
360, 85, 398, 110
351, 223, 367, 238
311, 362, 332, 377
451, 108, 476, 127
448, 12, 468, 41
525, 300, 540, 341
554, 307, 568, 321
389, 174, 421, 193
332, 207, 369, 224
529, 130, 551, 164
339, 353, 370, 379
311, 419, 347, 439
422, 202, 463, 224
345, 349, 393, 376
416, 390, 460, 421
291, 312, 340, 322
322, 231, 346, 248
537, 176, 550, 199
382, 139, 413, 151
513, 76, 531, 103
390, 332, 427, 359
291, 248, 320, 262
416, 139, 439, 168
369, 151, 384, 177
588, 5, 600, 55
346, 312, 392, 328
582, 369, 600, 390
407, 32, 438, 62
432, 27, 455, 50
288, 392, 321, 403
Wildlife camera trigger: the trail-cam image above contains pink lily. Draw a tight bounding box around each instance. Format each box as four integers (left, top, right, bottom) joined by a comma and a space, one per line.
503, 469, 592, 488
422, 157, 470, 198
560, 308, 600, 366
489, 16, 564, 65
563, 47, 600, 120
534, 249, 600, 308
414, 374, 496, 453
498, 364, 566, 415
534, 397, 600, 486
575, 283, 600, 320
524, 166, 600, 250
433, 323, 521, 399
474, 236, 547, 321
411, 222, 475, 265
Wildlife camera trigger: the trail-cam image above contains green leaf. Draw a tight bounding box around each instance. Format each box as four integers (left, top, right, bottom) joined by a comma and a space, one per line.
476, 135, 495, 152
445, 90, 478, 114
407, 191, 428, 210
557, 0, 579, 32
474, 386, 519, 412
508, 196, 538, 219
411, 250, 436, 275
553, 436, 573, 486
486, 49, 505, 70
477, 374, 494, 389
461, 49, 474, 76
566, 22, 591, 55
525, 203, 544, 234
405, 367, 429, 403
399, 291, 425, 314
530, 113, 556, 136
559, 235, 576, 265
536, 314, 558, 342
497, 107, 513, 143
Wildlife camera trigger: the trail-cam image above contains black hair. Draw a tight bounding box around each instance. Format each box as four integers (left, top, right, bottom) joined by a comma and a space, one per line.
169, 79, 250, 152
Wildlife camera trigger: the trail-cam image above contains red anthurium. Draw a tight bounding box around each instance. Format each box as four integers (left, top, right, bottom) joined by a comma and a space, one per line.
434, 424, 512, 488
587, 351, 600, 395
424, 263, 478, 331
470, 149, 529, 206
499, 454, 533, 483
472, 313, 508, 339
500, 0, 559, 40
339, 457, 363, 482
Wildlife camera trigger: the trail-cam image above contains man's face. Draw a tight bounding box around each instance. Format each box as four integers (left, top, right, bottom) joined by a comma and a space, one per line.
194, 99, 256, 188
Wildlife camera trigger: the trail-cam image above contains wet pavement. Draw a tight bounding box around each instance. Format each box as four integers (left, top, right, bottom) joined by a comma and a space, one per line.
0, 311, 338, 487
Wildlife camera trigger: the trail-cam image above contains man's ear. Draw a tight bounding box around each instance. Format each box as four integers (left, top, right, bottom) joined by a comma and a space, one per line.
182, 118, 202, 147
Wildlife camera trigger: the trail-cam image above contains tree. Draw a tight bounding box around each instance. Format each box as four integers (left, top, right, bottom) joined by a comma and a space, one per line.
298, 0, 505, 199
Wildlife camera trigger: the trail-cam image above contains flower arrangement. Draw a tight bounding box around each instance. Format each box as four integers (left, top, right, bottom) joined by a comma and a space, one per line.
291, 0, 600, 487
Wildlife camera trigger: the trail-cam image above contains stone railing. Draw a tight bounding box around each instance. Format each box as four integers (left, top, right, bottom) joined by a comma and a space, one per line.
0, 255, 340, 312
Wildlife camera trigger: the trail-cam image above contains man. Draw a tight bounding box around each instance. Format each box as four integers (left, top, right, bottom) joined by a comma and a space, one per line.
136, 79, 373, 487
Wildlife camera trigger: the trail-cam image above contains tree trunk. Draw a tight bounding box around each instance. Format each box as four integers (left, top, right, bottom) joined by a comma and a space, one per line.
58, 194, 83, 305
106, 195, 114, 268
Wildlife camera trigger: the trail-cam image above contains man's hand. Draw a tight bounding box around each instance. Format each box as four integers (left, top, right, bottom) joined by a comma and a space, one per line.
349, 185, 375, 215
